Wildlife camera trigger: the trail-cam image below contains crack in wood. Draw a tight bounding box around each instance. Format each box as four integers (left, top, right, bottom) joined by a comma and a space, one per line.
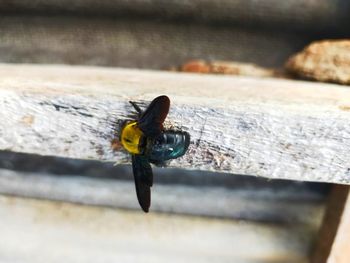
39, 101, 94, 118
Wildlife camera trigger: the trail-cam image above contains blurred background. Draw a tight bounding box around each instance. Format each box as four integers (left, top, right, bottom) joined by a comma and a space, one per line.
0, 1, 349, 262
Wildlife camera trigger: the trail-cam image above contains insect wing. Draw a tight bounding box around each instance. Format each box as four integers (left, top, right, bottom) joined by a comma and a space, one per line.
131, 154, 153, 212
138, 95, 170, 138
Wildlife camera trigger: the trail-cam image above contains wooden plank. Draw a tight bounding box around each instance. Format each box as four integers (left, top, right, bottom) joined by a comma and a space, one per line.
0, 195, 315, 263
310, 185, 349, 263
0, 168, 325, 223
324, 186, 350, 263
1, 64, 350, 183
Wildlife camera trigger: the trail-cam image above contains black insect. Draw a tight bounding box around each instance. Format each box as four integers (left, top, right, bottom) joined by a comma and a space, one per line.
120, 95, 190, 212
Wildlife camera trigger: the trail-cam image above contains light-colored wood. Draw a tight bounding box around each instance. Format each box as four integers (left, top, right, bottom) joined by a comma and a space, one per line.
1, 64, 350, 183
311, 185, 349, 263
0, 195, 314, 263
326, 187, 350, 263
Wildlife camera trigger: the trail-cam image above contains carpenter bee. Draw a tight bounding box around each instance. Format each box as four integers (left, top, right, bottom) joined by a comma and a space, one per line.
120, 95, 190, 212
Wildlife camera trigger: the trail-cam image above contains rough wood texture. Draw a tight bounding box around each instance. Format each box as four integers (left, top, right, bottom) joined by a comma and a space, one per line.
286, 40, 350, 85
1, 64, 350, 184
0, 195, 315, 263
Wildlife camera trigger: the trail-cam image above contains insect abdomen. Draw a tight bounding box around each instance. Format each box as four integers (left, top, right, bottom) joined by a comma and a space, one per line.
148, 131, 190, 162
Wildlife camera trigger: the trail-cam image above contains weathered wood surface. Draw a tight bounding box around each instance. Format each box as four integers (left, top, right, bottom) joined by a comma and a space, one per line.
1, 64, 350, 184
0, 195, 315, 263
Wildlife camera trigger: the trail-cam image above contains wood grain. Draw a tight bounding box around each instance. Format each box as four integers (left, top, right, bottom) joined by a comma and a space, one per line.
1, 64, 350, 184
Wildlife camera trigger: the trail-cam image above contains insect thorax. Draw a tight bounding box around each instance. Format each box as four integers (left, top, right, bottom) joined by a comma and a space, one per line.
120, 121, 143, 154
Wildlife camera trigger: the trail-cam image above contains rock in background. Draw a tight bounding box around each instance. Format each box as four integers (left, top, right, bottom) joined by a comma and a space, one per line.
286, 40, 350, 85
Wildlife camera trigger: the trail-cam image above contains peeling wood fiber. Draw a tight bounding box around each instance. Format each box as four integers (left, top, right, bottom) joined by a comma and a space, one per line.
0, 64, 350, 184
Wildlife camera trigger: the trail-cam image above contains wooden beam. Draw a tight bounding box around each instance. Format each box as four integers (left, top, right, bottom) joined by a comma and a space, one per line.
311, 185, 349, 263
1, 64, 350, 184
0, 195, 317, 263
324, 186, 350, 263
0, 168, 325, 223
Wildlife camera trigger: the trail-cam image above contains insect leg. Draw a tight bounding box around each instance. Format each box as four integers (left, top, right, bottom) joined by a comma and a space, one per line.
129, 101, 143, 115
